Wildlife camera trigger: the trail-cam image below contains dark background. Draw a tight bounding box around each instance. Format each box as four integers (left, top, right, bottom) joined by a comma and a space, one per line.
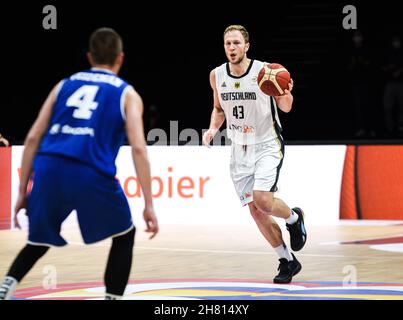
1, 0, 402, 144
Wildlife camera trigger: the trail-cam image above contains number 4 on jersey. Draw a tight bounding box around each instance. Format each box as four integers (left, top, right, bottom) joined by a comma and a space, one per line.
66, 85, 99, 119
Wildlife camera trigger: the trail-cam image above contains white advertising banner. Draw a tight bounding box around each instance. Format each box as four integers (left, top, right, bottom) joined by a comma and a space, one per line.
11, 145, 346, 229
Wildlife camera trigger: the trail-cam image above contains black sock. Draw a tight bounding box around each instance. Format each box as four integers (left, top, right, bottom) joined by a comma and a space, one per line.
104, 228, 135, 296
7, 244, 50, 282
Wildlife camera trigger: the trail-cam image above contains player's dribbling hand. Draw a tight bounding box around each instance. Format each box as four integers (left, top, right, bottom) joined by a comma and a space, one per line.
13, 193, 27, 229
202, 128, 218, 148
143, 206, 159, 239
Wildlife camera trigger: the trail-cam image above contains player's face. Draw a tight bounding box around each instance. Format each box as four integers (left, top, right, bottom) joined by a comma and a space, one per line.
224, 31, 249, 64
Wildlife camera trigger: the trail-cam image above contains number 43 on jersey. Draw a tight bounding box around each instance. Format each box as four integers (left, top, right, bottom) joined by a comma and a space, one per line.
233, 105, 244, 119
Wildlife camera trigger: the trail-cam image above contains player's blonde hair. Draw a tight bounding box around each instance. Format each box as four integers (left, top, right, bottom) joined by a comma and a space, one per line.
224, 25, 249, 43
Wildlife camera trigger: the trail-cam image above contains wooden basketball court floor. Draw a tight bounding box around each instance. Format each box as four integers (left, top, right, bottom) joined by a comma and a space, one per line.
1, 221, 403, 300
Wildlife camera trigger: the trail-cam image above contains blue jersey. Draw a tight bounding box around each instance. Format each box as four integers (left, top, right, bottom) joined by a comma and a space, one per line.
38, 68, 131, 177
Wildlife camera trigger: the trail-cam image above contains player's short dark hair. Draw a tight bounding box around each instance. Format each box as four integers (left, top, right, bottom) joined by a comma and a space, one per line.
89, 27, 123, 66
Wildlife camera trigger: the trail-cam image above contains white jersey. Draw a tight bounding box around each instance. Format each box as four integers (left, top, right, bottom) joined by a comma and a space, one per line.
215, 59, 282, 145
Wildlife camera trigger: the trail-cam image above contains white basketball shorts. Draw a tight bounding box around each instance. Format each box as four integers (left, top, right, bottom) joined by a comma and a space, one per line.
230, 137, 284, 206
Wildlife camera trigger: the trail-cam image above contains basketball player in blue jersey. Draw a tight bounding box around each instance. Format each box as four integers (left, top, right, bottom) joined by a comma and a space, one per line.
0, 28, 158, 300
203, 25, 307, 283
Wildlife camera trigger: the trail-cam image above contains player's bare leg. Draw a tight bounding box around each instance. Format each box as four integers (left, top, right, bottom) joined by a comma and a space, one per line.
248, 202, 301, 283
248, 202, 284, 248
253, 191, 290, 219
253, 191, 307, 251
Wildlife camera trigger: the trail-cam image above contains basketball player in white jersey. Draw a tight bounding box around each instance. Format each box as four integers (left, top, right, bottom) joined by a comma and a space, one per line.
203, 25, 307, 283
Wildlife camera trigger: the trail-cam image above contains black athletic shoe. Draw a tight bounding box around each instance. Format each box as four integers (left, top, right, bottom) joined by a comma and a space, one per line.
286, 207, 307, 251
273, 253, 302, 284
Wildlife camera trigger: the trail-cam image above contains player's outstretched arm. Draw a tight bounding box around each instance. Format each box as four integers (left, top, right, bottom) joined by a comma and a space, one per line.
274, 79, 294, 113
14, 82, 60, 229
125, 87, 158, 239
203, 69, 226, 148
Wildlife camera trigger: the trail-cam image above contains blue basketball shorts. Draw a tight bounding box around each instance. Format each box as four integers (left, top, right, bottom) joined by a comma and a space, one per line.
27, 155, 134, 246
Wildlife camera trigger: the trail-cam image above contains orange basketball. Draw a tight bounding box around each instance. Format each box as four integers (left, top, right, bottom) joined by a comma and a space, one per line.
257, 63, 291, 96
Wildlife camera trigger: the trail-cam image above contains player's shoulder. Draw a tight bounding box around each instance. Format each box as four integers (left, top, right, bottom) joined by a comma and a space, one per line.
253, 59, 266, 68
210, 62, 227, 77
210, 64, 224, 87
216, 62, 228, 71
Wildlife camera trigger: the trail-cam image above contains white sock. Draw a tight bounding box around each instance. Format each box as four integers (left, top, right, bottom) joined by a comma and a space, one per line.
285, 209, 298, 225
274, 244, 293, 261
0, 276, 18, 300
105, 293, 123, 300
